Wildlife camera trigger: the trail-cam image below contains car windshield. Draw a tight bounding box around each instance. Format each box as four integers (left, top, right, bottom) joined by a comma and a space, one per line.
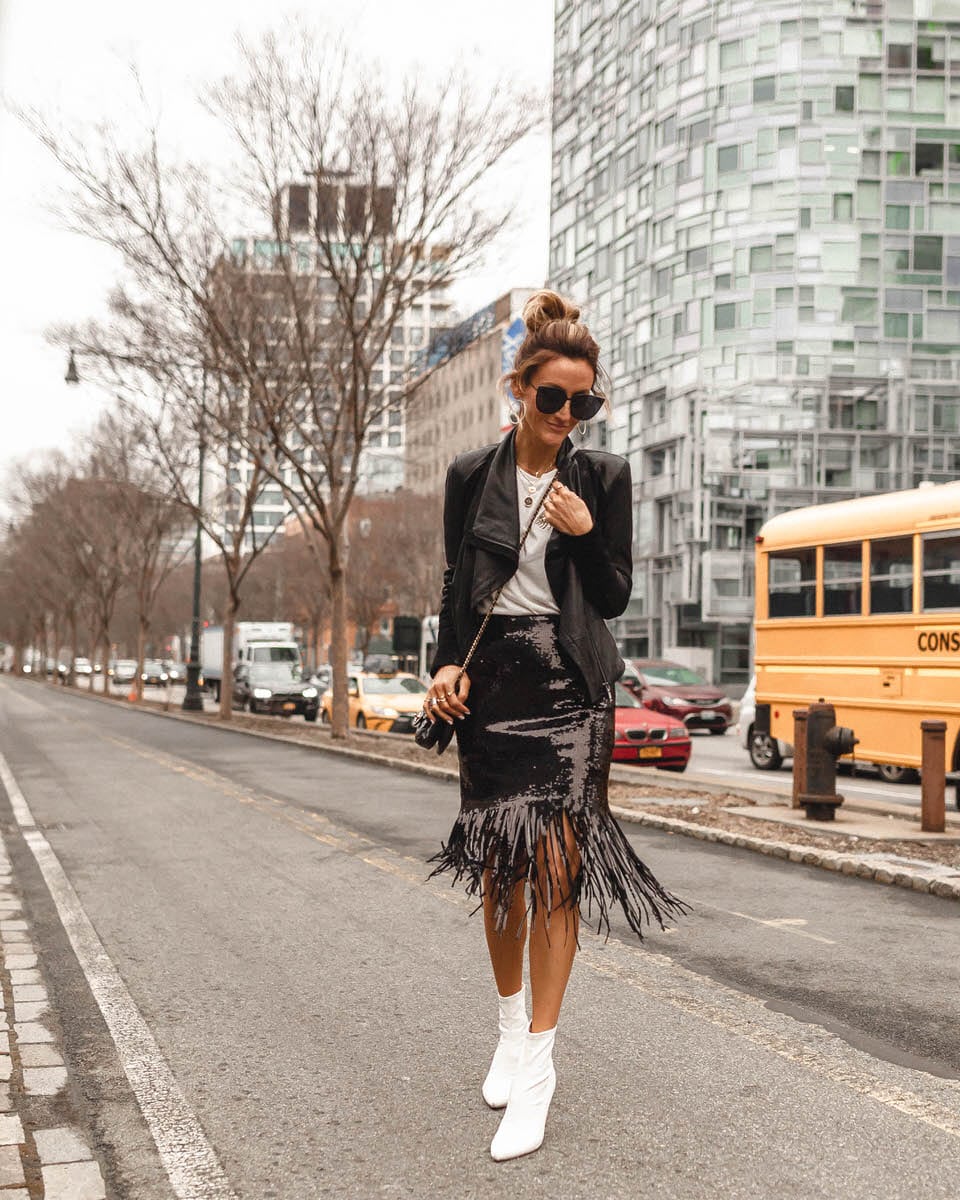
362, 676, 427, 694
250, 663, 302, 683
642, 665, 705, 686
250, 646, 299, 664
614, 683, 641, 707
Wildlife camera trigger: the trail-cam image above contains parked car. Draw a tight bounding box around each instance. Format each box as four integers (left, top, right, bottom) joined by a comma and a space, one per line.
738, 676, 792, 771
73, 657, 94, 676
739, 676, 919, 782
321, 671, 428, 732
110, 659, 138, 688
612, 683, 691, 771
141, 660, 169, 687
624, 659, 733, 734
162, 660, 185, 684
233, 661, 319, 720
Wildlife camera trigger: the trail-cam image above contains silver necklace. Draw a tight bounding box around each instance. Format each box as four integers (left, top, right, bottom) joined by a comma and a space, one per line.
517, 464, 554, 507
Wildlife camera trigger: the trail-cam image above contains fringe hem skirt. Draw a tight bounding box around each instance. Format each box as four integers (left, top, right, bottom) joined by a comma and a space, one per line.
427, 615, 687, 938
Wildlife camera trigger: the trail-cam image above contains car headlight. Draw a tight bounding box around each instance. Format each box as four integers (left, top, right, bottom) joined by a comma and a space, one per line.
301, 687, 318, 698
253, 687, 273, 699
141, 673, 148, 680
662, 695, 685, 706
370, 705, 399, 717
668, 727, 688, 739
160, 673, 168, 681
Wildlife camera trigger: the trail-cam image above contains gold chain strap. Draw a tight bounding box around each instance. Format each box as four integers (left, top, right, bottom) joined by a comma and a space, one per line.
455, 483, 552, 683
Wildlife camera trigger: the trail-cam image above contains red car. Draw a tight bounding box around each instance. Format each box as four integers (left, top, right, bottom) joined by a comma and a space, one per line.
623, 658, 733, 735
612, 683, 691, 771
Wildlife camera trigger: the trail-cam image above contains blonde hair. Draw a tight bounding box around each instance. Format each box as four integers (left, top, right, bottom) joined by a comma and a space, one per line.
503, 289, 608, 399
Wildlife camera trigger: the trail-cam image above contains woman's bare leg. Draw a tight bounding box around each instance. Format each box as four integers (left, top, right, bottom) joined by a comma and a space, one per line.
528, 815, 581, 1032
483, 871, 528, 995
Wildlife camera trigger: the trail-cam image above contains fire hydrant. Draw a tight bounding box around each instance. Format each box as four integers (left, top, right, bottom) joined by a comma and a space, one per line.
796, 700, 858, 820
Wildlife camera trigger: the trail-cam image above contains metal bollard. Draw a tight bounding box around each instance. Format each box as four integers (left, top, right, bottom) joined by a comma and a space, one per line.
792, 709, 808, 810
920, 719, 947, 834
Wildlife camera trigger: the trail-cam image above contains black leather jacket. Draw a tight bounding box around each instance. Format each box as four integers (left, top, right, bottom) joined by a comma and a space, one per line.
431, 428, 632, 703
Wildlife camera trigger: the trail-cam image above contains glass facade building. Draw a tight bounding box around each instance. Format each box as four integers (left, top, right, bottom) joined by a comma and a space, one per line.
551, 0, 960, 684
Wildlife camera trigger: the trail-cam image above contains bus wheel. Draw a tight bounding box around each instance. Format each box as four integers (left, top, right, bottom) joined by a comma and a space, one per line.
877, 764, 918, 785
749, 727, 783, 771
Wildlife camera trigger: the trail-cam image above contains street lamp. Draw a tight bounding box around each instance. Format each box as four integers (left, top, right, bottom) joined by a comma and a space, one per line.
181, 370, 207, 712
64, 349, 207, 713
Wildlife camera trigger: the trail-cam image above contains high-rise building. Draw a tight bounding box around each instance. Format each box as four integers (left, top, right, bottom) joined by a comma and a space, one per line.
222, 177, 451, 552
551, 0, 960, 684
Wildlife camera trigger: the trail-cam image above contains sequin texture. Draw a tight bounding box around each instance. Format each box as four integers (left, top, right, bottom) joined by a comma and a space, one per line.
428, 615, 688, 938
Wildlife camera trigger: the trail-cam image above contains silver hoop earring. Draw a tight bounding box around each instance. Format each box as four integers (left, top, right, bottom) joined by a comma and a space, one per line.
578, 421, 588, 438
509, 408, 520, 426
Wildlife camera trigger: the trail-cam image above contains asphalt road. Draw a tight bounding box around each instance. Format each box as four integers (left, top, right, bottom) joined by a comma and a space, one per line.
1, 676, 959, 1199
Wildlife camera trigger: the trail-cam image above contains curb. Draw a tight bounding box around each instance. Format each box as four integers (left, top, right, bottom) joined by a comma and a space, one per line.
23, 680, 960, 904
609, 805, 960, 903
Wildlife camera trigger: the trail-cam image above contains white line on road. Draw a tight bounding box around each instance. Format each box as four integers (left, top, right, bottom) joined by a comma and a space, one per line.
0, 747, 238, 1200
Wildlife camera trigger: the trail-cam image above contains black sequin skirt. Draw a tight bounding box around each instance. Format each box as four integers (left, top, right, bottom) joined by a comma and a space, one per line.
428, 615, 687, 938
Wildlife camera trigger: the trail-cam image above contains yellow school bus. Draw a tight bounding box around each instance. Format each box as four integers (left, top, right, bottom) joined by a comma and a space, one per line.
754, 480, 960, 800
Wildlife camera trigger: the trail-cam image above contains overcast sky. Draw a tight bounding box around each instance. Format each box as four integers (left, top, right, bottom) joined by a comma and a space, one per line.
0, 0, 553, 481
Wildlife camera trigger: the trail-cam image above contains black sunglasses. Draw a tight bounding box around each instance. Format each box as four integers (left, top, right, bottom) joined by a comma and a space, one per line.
535, 385, 604, 422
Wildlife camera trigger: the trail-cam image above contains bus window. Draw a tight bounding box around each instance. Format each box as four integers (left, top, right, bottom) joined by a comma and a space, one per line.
768, 547, 816, 618
922, 531, 960, 611
823, 543, 862, 615
870, 536, 913, 613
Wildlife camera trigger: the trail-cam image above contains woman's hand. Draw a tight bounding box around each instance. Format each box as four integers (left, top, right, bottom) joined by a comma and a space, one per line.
424, 665, 471, 724
542, 480, 594, 536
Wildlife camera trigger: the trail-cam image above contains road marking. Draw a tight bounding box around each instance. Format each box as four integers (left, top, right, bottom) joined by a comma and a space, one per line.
719, 909, 837, 945
0, 748, 238, 1200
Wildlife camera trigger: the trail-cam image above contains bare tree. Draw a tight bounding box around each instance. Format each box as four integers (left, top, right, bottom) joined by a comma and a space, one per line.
21, 22, 540, 734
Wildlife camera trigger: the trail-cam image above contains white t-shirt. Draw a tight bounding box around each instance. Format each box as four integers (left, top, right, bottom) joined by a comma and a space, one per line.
492, 467, 561, 616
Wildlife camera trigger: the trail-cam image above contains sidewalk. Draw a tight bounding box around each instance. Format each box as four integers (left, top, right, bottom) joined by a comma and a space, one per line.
0, 829, 106, 1199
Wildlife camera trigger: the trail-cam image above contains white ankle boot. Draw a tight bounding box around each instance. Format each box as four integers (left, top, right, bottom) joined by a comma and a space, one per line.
482, 988, 528, 1109
490, 1025, 557, 1161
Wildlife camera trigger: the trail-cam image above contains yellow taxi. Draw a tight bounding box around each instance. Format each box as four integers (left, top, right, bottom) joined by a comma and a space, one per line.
320, 671, 428, 732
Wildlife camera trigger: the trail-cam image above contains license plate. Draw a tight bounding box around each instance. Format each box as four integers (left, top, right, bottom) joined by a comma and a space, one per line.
638, 746, 662, 759
282, 702, 296, 712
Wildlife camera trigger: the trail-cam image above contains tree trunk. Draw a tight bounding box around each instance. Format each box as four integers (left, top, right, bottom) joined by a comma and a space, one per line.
135, 615, 147, 703
330, 544, 349, 739
218, 595, 238, 721
100, 632, 111, 694
66, 609, 78, 687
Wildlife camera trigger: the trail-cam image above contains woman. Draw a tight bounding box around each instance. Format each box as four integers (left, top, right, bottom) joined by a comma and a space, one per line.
424, 290, 686, 1161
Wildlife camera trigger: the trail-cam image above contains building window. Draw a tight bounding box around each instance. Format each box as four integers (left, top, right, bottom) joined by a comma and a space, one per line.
750, 245, 773, 271
802, 100, 813, 119
833, 193, 853, 220
799, 207, 811, 229
835, 85, 855, 112
887, 44, 911, 70
753, 76, 776, 102
915, 236, 943, 270
715, 303, 736, 331
688, 117, 710, 144
885, 205, 910, 230
715, 273, 731, 290
719, 40, 742, 68
778, 126, 796, 147
686, 246, 709, 271
717, 145, 740, 172
884, 313, 909, 338
917, 142, 944, 174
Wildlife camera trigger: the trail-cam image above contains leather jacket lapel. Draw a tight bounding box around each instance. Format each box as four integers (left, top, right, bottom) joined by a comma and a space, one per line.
467, 429, 578, 611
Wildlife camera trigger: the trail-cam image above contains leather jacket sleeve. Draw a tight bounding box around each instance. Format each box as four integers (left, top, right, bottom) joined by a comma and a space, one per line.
431, 459, 466, 675
564, 459, 633, 619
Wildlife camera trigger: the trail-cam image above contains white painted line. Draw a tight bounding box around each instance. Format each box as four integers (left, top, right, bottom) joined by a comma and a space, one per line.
0, 749, 237, 1200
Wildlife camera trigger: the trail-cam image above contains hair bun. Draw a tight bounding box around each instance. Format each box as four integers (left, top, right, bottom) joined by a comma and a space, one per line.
522, 289, 581, 334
